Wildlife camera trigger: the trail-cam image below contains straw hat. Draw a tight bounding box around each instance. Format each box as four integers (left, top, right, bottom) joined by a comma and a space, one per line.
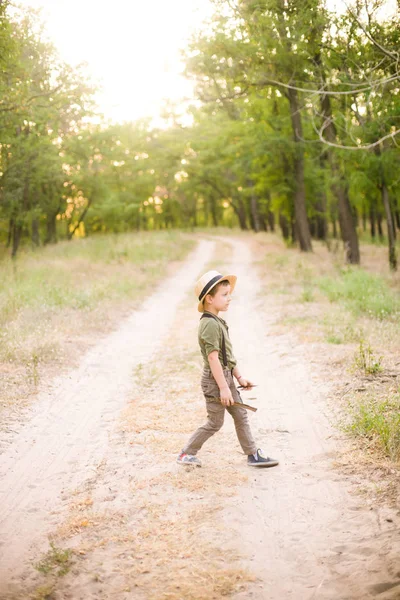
195, 270, 237, 313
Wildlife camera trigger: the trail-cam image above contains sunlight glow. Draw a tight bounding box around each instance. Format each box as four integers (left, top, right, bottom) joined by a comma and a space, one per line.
16, 0, 398, 124
17, 0, 213, 123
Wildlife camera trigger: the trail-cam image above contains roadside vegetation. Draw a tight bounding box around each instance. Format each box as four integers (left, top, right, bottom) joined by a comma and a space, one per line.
254, 233, 400, 501
0, 230, 194, 430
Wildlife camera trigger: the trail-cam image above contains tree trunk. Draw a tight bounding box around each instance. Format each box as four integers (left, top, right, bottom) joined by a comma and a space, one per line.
259, 213, 268, 231
209, 196, 218, 227
370, 206, 376, 238
68, 197, 92, 239
394, 197, 400, 230
250, 194, 260, 232
31, 217, 40, 247
11, 221, 22, 258
320, 92, 360, 263
332, 215, 338, 239
232, 199, 248, 230
378, 156, 397, 270
377, 211, 383, 240
314, 197, 327, 241
362, 203, 367, 232
291, 218, 297, 245
45, 213, 58, 244
287, 88, 312, 252
337, 185, 360, 263
6, 218, 13, 248
279, 213, 290, 240
267, 210, 275, 232
392, 206, 397, 241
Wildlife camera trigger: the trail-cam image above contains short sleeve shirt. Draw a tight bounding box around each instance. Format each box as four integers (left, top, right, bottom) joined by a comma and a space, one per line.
198, 313, 237, 370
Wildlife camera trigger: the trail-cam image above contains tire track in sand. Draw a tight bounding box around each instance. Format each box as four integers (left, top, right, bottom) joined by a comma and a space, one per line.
0, 239, 214, 591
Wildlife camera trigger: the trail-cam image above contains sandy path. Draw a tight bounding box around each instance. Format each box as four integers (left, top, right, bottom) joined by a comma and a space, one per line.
1, 235, 399, 600
0, 239, 214, 592
223, 238, 400, 600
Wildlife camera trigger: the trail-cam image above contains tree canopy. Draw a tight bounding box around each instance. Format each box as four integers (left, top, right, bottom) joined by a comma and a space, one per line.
0, 0, 399, 267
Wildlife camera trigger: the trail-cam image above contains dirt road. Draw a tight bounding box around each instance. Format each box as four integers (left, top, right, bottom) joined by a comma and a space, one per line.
1, 236, 399, 599
0, 240, 214, 596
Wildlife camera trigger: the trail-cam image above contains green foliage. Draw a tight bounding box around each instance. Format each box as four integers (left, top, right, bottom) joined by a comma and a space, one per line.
318, 269, 400, 319
300, 285, 314, 303
345, 394, 400, 462
352, 339, 383, 375
35, 542, 72, 577
1, 1, 400, 265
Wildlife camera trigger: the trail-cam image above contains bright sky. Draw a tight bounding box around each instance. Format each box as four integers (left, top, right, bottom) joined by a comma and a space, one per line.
17, 0, 398, 124
17, 0, 213, 123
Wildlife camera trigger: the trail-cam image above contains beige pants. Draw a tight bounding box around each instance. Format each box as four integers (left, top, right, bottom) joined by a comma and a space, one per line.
182, 368, 257, 456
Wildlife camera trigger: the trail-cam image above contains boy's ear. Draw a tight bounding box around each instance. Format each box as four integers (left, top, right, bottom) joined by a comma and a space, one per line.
204, 293, 213, 305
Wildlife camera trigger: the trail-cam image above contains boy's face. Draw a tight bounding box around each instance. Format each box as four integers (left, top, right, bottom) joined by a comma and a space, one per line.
205, 283, 232, 313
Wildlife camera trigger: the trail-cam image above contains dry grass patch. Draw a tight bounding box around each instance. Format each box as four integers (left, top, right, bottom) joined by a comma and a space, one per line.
140, 465, 248, 496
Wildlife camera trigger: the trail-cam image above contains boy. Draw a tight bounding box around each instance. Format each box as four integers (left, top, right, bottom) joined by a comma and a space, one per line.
177, 270, 279, 468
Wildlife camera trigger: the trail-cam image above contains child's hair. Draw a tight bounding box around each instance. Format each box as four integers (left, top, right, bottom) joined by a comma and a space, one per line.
206, 279, 230, 298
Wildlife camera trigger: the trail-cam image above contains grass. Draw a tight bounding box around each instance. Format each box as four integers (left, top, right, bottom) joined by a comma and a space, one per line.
344, 393, 400, 463
0, 230, 194, 320
0, 230, 195, 414
317, 268, 400, 320
352, 339, 383, 375
32, 583, 56, 600
34, 542, 72, 577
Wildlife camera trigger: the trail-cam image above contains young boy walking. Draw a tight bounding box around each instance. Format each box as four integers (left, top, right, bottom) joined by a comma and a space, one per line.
177, 270, 279, 468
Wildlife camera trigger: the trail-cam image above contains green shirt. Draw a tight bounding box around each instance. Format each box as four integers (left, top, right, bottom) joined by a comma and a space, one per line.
198, 312, 237, 370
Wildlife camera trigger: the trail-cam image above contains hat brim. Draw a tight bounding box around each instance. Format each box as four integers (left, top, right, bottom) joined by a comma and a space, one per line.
197, 274, 237, 313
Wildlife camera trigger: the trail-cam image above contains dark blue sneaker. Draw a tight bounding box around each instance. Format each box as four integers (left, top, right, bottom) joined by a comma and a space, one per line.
248, 449, 279, 468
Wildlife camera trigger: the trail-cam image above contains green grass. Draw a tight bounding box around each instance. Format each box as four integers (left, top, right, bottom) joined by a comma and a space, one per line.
317, 268, 400, 320
35, 542, 72, 577
0, 230, 195, 395
352, 339, 383, 375
0, 231, 194, 322
300, 285, 314, 303
345, 393, 400, 462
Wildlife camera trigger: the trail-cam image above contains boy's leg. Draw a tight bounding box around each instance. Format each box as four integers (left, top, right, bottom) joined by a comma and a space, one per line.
226, 403, 257, 456
222, 369, 257, 456
182, 401, 225, 455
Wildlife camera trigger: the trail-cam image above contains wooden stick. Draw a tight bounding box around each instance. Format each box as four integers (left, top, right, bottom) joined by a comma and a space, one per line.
237, 384, 258, 390
207, 398, 257, 412
234, 402, 257, 412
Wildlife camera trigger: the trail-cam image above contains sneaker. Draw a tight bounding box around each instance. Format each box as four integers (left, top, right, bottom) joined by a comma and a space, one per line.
176, 452, 202, 467
247, 449, 279, 468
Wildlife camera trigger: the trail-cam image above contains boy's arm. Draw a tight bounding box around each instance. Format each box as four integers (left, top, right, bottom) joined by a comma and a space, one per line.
232, 365, 243, 383
232, 365, 254, 389
208, 351, 234, 406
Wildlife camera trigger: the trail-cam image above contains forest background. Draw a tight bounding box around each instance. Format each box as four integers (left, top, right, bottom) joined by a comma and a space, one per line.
0, 0, 399, 268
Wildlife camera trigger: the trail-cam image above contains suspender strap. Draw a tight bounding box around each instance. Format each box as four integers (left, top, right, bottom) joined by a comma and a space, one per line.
200, 313, 228, 367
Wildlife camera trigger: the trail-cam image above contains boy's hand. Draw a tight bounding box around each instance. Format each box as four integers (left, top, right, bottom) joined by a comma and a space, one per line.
238, 378, 254, 390
220, 385, 234, 406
